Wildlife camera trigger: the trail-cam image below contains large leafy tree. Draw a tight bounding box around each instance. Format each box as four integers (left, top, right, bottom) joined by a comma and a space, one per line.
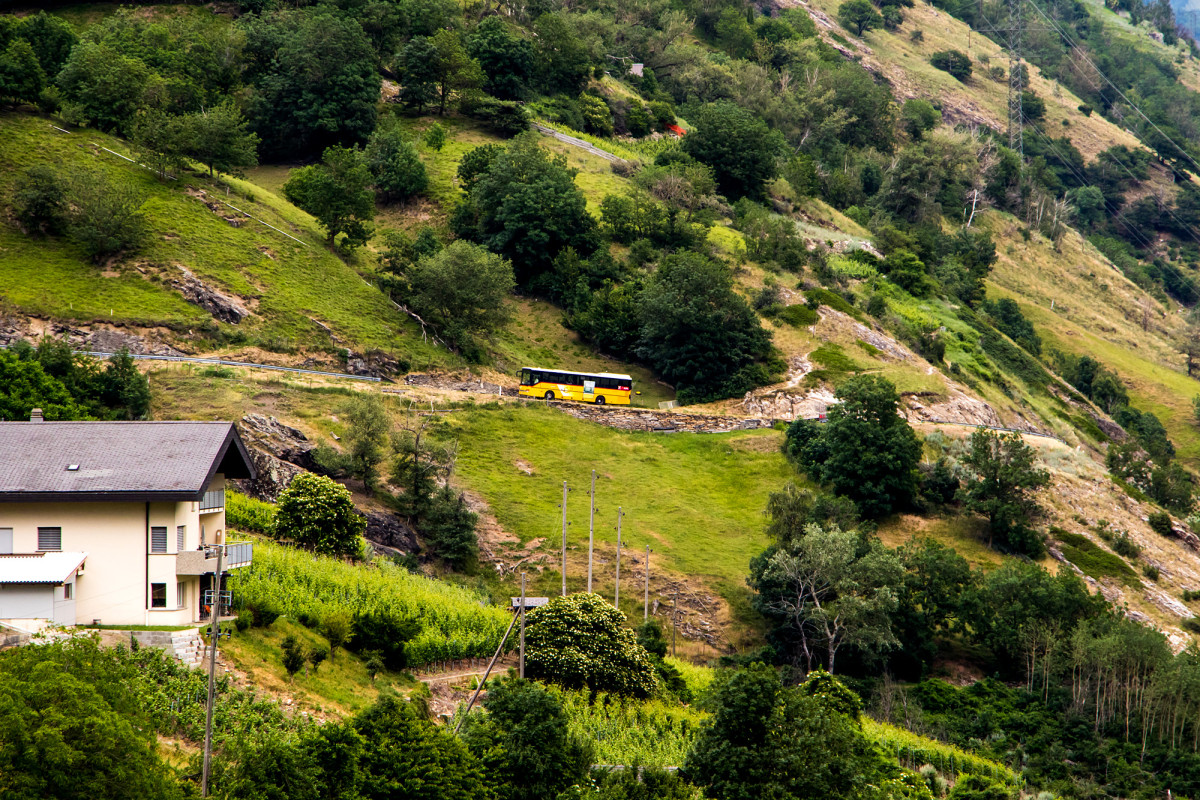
13, 12, 76, 76
181, 100, 260, 179
399, 35, 439, 113
272, 473, 365, 557
749, 524, 903, 673
682, 101, 783, 199
531, 13, 590, 95
787, 375, 922, 517
0, 351, 85, 421
684, 664, 904, 800
364, 121, 428, 203
0, 38, 43, 105
64, 169, 149, 264
467, 16, 534, 100
403, 240, 515, 351
966, 560, 1107, 668
242, 10, 378, 158
352, 694, 490, 800
56, 41, 151, 133
958, 430, 1050, 557
635, 252, 773, 402
429, 30, 481, 115
837, 0, 883, 36
283, 145, 375, 249
463, 677, 592, 800
457, 132, 597, 287
0, 659, 182, 800
524, 593, 659, 697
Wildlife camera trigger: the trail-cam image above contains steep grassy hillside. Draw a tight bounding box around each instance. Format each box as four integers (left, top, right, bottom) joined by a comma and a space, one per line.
0, 113, 444, 365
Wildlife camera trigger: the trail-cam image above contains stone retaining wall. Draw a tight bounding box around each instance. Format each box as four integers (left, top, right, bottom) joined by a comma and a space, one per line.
547, 401, 781, 433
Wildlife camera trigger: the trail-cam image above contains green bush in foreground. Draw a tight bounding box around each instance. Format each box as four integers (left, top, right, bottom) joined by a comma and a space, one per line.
525, 593, 658, 698
272, 473, 365, 558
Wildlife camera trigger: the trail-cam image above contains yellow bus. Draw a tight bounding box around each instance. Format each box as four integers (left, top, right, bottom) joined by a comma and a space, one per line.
518, 367, 633, 405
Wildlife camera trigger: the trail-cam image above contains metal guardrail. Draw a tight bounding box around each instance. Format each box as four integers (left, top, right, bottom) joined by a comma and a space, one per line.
0, 344, 381, 382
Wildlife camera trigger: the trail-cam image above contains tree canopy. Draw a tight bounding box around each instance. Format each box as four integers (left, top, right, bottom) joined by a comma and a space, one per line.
787, 375, 922, 517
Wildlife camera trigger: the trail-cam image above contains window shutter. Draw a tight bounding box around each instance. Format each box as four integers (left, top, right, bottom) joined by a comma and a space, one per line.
177, 526, 186, 552
151, 527, 168, 553
37, 527, 62, 551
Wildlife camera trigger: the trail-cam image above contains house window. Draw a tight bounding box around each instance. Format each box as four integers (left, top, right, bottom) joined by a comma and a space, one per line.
63, 583, 72, 600
151, 583, 167, 608
37, 527, 62, 551
177, 581, 186, 609
150, 527, 168, 553
177, 525, 186, 552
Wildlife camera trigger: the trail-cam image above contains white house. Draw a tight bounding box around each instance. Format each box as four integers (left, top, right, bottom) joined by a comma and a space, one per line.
0, 413, 255, 628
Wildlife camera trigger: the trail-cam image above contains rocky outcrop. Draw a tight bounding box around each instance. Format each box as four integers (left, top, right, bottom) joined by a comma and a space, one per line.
364, 512, 418, 554
169, 266, 250, 324
348, 349, 405, 378
904, 389, 1005, 428
741, 388, 837, 421
233, 414, 315, 501
0, 318, 186, 356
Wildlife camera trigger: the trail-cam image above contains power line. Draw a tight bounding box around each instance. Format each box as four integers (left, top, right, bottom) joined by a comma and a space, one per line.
1023, 0, 1200, 177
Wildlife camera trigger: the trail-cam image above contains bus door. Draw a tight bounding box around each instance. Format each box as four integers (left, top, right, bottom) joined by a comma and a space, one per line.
583, 379, 596, 400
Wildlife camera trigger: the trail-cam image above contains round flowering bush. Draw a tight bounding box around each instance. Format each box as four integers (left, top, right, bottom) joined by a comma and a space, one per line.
524, 593, 658, 698
272, 473, 365, 558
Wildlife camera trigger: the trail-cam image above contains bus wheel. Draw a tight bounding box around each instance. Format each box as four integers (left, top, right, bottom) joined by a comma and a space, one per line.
544, 391, 555, 400
594, 396, 605, 405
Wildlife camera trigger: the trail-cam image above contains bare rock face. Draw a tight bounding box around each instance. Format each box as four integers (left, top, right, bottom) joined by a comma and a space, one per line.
347, 349, 404, 378
741, 388, 837, 421
83, 326, 186, 357
169, 266, 250, 324
364, 512, 418, 554
233, 414, 315, 501
905, 389, 1005, 428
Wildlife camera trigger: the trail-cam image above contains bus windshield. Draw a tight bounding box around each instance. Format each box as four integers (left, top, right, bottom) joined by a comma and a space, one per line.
520, 369, 537, 386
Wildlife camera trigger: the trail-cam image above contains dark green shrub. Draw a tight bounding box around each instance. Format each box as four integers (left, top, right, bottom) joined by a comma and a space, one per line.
778, 304, 820, 327
1148, 511, 1174, 536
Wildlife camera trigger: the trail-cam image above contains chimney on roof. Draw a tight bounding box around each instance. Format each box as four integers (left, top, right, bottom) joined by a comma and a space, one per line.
30, 408, 43, 422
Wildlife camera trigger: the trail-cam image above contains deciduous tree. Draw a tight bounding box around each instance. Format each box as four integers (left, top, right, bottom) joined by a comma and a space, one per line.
788, 375, 922, 517
273, 473, 365, 557
958, 430, 1050, 557
837, 0, 883, 36
283, 145, 375, 249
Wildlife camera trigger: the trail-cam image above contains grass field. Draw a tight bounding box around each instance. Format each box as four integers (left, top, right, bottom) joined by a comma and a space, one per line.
446, 403, 793, 589
982, 211, 1200, 464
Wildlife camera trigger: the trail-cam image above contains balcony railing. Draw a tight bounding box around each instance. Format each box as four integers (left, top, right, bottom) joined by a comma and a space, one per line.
176, 541, 253, 575
199, 488, 225, 512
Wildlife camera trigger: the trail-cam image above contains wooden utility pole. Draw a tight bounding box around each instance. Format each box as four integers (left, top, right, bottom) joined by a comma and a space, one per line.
455, 611, 520, 734
519, 572, 526, 679
644, 545, 650, 620
200, 544, 224, 798
672, 585, 678, 658
560, 481, 568, 597
587, 470, 596, 593
614, 508, 623, 608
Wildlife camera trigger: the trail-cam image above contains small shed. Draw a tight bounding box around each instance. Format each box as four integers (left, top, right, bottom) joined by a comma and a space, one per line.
510, 596, 550, 612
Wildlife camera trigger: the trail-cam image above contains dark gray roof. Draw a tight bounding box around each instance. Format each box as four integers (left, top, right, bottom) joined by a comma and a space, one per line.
0, 421, 255, 502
